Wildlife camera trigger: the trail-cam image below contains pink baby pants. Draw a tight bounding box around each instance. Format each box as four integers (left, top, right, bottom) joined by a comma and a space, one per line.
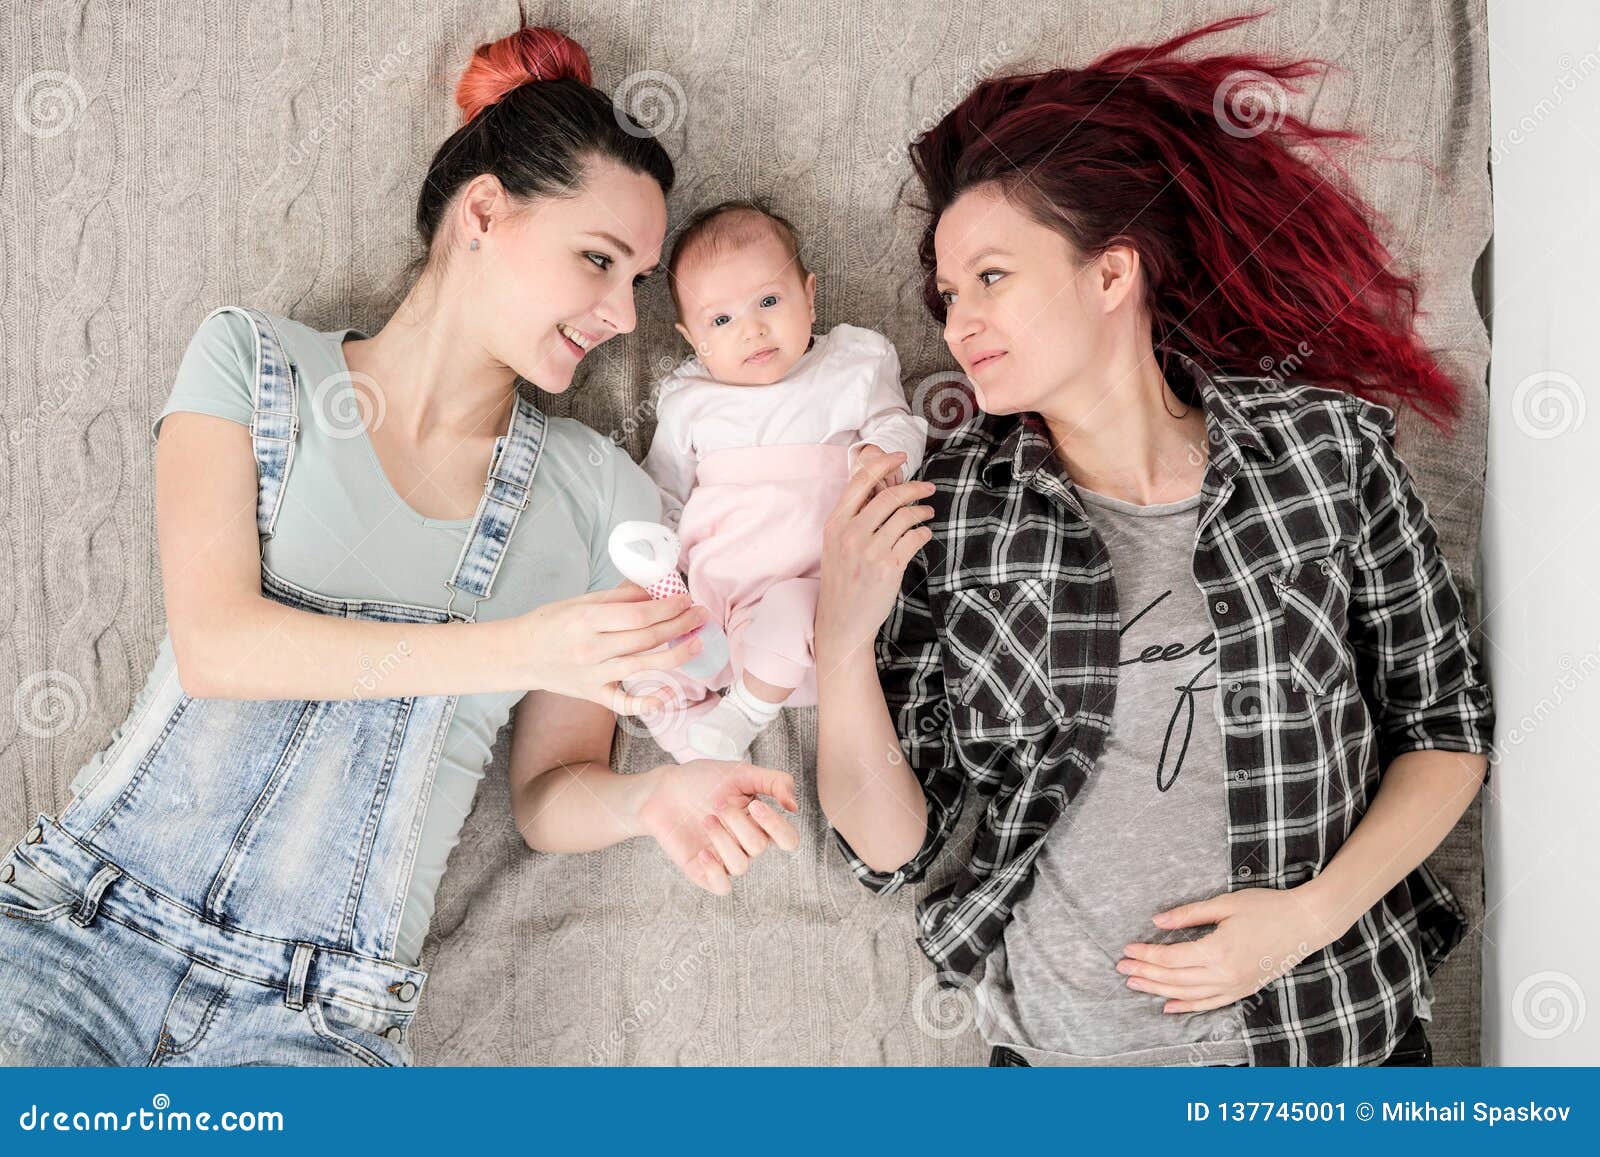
630, 443, 850, 761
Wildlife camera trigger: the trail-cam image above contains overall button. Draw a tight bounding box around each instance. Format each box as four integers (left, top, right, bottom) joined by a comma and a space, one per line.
382, 1025, 404, 1043
25, 825, 43, 845
0, 863, 12, 883
397, 981, 417, 1002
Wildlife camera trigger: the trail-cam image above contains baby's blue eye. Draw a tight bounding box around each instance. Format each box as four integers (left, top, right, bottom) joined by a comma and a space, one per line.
712, 314, 731, 327
760, 294, 778, 307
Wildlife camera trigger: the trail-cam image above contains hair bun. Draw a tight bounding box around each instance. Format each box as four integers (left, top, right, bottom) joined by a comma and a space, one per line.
455, 26, 593, 123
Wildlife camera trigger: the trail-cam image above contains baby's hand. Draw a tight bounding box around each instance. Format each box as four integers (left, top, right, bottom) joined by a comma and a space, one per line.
854, 443, 903, 492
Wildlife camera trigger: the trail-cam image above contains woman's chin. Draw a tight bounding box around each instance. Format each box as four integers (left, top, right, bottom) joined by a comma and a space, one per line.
519, 354, 575, 393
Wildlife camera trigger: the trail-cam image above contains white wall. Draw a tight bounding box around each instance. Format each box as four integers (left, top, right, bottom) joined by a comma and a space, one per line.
1482, 0, 1600, 1065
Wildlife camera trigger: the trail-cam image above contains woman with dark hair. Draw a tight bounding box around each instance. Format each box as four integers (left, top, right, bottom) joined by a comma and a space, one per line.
817, 12, 1493, 1067
0, 27, 798, 1068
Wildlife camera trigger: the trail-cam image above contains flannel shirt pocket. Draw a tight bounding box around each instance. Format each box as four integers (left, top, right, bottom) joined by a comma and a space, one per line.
1273, 549, 1354, 696
940, 577, 1060, 724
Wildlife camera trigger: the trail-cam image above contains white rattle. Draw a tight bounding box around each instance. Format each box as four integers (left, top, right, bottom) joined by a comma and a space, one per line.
606, 521, 730, 681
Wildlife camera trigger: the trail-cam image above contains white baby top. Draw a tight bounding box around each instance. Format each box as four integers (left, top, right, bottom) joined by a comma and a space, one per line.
641, 323, 929, 527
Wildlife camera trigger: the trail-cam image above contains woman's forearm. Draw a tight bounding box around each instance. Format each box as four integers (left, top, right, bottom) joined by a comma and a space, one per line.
513, 760, 653, 853
815, 631, 928, 873
182, 594, 532, 700
1299, 748, 1488, 936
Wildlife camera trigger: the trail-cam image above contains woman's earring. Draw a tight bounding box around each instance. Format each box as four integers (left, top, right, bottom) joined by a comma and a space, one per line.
469, 238, 480, 251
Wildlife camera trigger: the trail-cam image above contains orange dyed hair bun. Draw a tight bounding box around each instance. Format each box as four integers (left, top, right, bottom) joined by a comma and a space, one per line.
454, 26, 593, 124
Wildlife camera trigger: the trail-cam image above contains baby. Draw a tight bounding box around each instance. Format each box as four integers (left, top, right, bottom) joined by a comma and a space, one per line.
636, 201, 928, 762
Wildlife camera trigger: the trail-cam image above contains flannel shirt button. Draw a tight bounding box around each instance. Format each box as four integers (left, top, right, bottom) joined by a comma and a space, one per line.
1228, 680, 1242, 693
1236, 865, 1252, 879
988, 588, 1001, 602
1213, 600, 1229, 615
1234, 770, 1248, 782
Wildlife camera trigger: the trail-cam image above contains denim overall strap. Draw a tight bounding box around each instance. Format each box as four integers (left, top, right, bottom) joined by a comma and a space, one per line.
199, 305, 299, 541
442, 392, 548, 622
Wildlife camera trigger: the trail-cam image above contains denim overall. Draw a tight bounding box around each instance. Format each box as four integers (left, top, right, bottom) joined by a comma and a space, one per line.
0, 306, 546, 1066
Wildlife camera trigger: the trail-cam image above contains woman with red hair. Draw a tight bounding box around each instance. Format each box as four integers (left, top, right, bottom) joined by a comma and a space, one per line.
0, 27, 797, 1067
817, 12, 1493, 1066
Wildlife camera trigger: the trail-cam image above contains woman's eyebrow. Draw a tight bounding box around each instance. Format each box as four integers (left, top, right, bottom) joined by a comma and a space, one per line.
581, 230, 636, 258
934, 246, 1012, 282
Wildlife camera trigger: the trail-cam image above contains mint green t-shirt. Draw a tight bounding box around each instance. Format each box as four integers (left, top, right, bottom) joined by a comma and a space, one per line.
71, 309, 660, 965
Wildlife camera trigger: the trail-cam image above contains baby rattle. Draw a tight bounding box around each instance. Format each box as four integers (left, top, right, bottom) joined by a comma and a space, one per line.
606, 520, 730, 681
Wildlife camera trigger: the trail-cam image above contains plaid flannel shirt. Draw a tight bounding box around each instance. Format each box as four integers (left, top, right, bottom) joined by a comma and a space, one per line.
832, 352, 1495, 1066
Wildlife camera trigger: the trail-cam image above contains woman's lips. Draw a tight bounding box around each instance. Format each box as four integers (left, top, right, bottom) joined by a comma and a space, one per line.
559, 329, 587, 358
969, 350, 1007, 372
745, 347, 778, 364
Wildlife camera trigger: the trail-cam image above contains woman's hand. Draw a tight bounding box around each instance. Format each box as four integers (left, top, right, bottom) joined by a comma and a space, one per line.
516, 583, 710, 713
1117, 885, 1343, 1013
817, 450, 937, 657
631, 759, 801, 895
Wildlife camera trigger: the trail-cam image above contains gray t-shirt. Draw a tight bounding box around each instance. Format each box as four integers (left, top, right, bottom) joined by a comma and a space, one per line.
975, 484, 1250, 1066
71, 309, 659, 966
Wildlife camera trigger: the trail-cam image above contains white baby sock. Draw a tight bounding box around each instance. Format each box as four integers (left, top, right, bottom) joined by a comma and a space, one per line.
687, 676, 784, 761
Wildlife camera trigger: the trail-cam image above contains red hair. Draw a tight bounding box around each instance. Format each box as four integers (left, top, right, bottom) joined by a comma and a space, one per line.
455, 26, 592, 123
910, 10, 1462, 430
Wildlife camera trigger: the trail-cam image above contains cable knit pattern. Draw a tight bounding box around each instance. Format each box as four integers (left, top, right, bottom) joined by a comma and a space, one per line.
0, 0, 1491, 1064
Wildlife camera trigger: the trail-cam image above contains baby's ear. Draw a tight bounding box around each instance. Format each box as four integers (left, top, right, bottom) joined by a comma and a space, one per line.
673, 321, 694, 349
804, 271, 817, 319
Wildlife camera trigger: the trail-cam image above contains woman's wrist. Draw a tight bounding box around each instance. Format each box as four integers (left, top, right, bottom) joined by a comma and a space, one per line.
498, 608, 549, 693
1293, 874, 1357, 948
619, 765, 662, 839
814, 611, 875, 672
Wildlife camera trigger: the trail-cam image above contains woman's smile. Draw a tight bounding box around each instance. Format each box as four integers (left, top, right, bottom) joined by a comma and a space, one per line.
557, 322, 598, 357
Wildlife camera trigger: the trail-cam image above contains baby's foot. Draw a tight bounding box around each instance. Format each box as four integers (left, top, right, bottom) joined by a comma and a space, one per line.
688, 676, 787, 762
687, 695, 767, 761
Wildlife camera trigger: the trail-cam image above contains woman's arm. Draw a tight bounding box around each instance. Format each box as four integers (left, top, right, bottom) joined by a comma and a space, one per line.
507, 689, 802, 895
1301, 396, 1496, 932
507, 692, 658, 850
156, 412, 706, 705
1299, 748, 1486, 936
815, 453, 951, 882
815, 634, 928, 875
